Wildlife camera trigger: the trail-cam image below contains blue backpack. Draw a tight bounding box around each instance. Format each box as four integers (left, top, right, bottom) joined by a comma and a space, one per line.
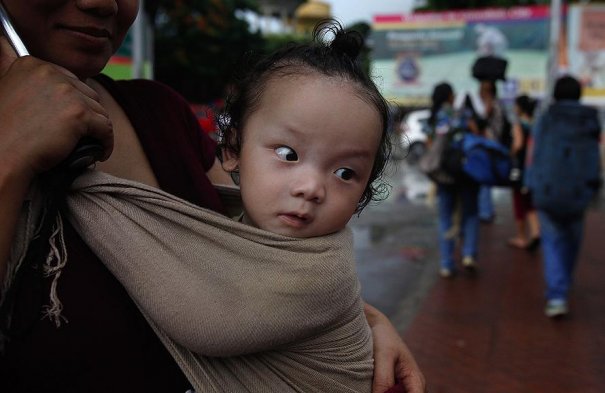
445, 132, 513, 186
462, 133, 512, 186
526, 102, 602, 218
422, 106, 513, 186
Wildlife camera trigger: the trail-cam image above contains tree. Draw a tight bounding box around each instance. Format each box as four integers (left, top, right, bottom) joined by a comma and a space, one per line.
150, 0, 264, 103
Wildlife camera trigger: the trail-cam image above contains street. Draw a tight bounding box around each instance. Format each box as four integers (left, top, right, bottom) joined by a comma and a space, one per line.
351, 157, 439, 330
352, 155, 605, 392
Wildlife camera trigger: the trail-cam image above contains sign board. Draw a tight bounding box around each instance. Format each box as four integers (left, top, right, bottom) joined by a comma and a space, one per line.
567, 4, 605, 105
370, 6, 550, 107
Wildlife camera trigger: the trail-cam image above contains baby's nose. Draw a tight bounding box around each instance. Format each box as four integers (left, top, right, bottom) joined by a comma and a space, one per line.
291, 172, 326, 203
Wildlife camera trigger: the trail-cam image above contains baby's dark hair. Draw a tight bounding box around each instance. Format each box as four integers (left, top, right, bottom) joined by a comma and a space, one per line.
218, 20, 391, 213
515, 94, 537, 118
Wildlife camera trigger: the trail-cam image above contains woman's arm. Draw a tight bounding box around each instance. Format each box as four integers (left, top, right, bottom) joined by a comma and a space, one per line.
365, 302, 426, 393
0, 37, 113, 285
511, 122, 524, 155
0, 157, 32, 284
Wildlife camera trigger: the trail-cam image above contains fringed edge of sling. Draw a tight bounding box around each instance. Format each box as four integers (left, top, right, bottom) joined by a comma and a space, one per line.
1, 190, 69, 352
41, 213, 69, 327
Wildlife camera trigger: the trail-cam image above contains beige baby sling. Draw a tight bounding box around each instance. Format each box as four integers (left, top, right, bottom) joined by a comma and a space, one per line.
6, 170, 373, 392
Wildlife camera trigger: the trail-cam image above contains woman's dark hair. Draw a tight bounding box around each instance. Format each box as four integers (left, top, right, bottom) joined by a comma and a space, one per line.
515, 94, 537, 117
429, 82, 453, 126
553, 75, 582, 102
218, 20, 391, 213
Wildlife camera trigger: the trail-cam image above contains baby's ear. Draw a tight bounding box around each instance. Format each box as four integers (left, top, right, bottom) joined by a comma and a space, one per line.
220, 147, 239, 172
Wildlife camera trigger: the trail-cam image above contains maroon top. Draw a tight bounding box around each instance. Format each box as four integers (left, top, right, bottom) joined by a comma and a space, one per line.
1, 75, 225, 392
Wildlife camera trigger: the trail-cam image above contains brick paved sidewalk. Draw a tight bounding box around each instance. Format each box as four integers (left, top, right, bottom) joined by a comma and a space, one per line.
403, 203, 605, 393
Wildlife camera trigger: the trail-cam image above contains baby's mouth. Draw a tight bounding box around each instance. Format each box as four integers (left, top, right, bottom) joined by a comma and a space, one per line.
278, 212, 311, 227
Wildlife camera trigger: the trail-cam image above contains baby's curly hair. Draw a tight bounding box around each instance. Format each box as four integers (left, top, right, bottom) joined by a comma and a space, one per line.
218, 20, 391, 213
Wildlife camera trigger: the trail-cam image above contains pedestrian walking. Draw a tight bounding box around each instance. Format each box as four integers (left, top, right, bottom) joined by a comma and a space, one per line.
525, 75, 602, 318
507, 95, 541, 250
476, 80, 510, 222
425, 82, 480, 277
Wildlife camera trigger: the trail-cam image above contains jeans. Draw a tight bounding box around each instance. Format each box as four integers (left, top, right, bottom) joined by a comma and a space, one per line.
478, 185, 494, 220
437, 183, 480, 270
537, 211, 585, 301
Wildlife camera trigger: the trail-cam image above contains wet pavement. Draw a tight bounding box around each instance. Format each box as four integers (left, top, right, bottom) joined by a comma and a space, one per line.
352, 155, 605, 392
350, 158, 439, 330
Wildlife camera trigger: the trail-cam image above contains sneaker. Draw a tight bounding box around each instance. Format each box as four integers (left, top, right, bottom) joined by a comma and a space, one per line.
479, 215, 495, 224
545, 299, 568, 318
440, 268, 454, 278
462, 256, 476, 270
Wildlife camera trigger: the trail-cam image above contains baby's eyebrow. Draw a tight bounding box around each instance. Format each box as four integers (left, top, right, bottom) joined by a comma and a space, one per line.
338, 147, 374, 159
352, 149, 374, 158
280, 126, 311, 142
329, 151, 374, 169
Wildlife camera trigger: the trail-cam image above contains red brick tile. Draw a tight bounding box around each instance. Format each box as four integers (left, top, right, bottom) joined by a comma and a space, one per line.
403, 206, 605, 392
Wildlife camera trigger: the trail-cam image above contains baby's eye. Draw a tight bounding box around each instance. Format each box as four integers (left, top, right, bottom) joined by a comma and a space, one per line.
275, 146, 298, 161
334, 168, 355, 180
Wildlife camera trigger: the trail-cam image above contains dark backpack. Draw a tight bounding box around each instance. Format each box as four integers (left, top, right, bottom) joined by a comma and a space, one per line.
419, 130, 462, 185
527, 103, 602, 218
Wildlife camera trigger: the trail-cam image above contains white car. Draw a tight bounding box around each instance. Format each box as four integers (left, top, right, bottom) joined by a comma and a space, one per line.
399, 109, 430, 164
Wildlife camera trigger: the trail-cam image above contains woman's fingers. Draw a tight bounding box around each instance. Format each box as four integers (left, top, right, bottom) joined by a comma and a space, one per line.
372, 348, 396, 392
85, 111, 114, 162
0, 55, 113, 174
365, 302, 426, 393
0, 36, 19, 75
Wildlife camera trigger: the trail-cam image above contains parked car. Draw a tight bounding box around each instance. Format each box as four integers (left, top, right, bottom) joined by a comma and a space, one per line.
400, 109, 430, 164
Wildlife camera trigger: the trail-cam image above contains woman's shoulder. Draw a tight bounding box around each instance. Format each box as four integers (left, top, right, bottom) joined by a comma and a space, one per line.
100, 75, 187, 103
519, 119, 532, 133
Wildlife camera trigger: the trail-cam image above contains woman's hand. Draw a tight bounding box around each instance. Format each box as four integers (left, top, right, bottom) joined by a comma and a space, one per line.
0, 36, 113, 283
365, 302, 426, 393
0, 37, 113, 180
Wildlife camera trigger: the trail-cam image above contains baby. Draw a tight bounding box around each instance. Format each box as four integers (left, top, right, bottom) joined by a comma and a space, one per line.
63, 21, 392, 393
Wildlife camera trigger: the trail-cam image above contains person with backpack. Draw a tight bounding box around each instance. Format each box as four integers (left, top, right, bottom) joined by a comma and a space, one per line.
507, 95, 541, 250
525, 75, 602, 318
426, 82, 481, 277
476, 80, 510, 223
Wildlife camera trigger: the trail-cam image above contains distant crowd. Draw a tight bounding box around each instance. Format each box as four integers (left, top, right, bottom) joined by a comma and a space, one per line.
414, 75, 602, 319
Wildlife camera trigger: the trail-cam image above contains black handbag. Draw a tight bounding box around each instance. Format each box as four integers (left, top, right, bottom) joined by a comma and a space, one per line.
472, 56, 508, 81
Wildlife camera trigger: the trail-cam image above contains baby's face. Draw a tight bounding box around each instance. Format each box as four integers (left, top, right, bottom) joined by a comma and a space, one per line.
227, 73, 382, 238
